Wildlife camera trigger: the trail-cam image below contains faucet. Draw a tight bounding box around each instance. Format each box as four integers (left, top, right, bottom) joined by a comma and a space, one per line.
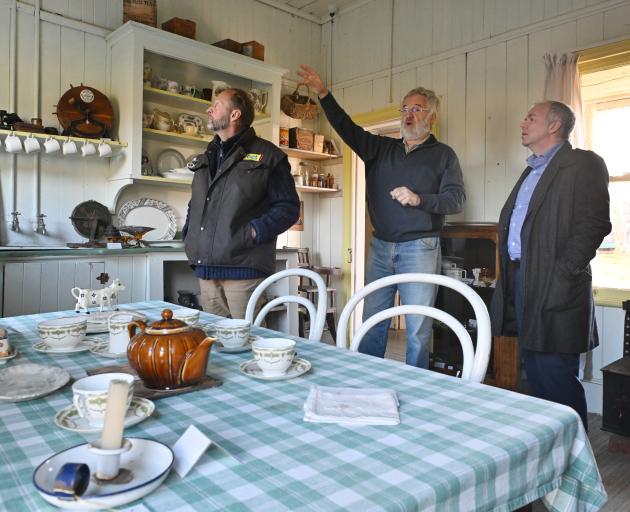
35, 213, 47, 235
10, 211, 20, 232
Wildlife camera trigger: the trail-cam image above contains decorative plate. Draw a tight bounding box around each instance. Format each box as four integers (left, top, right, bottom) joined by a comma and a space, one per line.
33, 437, 173, 510
156, 148, 186, 175
32, 336, 102, 354
89, 339, 126, 359
239, 357, 311, 381
0, 363, 70, 402
177, 113, 205, 133
0, 347, 18, 364
54, 397, 155, 433
117, 197, 177, 241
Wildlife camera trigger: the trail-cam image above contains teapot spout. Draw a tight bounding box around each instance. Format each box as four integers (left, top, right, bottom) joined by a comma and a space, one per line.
180, 336, 217, 385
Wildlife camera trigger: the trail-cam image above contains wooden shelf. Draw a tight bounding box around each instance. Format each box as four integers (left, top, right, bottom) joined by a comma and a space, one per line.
0, 129, 127, 147
143, 127, 212, 146
281, 147, 341, 161
144, 86, 211, 113
133, 175, 192, 187
296, 185, 340, 194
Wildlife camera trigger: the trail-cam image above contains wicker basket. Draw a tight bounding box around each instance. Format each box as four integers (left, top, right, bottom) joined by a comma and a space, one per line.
281, 85, 318, 120
123, 0, 157, 27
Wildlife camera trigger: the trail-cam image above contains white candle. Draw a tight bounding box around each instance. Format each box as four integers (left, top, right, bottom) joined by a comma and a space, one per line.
100, 379, 129, 450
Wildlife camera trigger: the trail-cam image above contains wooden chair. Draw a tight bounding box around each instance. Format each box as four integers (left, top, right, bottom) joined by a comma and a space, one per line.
336, 273, 491, 383
285, 247, 342, 340
244, 268, 327, 341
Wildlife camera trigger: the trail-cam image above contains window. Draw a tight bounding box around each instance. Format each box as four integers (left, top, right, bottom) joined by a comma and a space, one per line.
579, 43, 630, 293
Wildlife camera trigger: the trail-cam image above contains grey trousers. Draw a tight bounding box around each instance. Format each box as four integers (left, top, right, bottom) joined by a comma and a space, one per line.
198, 278, 266, 320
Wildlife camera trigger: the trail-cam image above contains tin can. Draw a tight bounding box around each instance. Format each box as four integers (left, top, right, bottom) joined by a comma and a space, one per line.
279, 127, 289, 147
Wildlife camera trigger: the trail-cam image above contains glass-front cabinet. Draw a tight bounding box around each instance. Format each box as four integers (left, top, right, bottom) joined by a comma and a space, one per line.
105, 21, 286, 207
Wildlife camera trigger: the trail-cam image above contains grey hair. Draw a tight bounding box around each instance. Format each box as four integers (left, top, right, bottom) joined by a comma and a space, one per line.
403, 86, 440, 115
544, 101, 575, 140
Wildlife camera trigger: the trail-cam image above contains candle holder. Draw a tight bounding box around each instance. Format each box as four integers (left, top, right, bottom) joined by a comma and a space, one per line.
87, 438, 132, 480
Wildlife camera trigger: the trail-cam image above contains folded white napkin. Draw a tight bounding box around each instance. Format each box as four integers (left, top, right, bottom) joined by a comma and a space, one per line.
303, 385, 400, 426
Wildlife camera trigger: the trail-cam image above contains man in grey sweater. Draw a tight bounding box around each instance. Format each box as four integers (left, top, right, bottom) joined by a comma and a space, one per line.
298, 64, 465, 368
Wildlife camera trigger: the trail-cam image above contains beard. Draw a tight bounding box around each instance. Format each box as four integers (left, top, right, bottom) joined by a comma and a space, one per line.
208, 112, 230, 132
401, 118, 431, 141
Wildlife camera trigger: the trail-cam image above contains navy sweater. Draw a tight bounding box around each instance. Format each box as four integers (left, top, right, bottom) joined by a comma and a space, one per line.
320, 93, 465, 242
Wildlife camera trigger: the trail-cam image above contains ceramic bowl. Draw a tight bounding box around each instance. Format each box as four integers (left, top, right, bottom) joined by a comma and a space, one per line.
214, 319, 250, 348
37, 317, 88, 349
171, 308, 200, 326
72, 373, 135, 427
251, 338, 296, 377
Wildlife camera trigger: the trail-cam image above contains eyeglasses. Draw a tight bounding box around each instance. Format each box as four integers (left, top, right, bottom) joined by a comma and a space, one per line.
400, 106, 430, 114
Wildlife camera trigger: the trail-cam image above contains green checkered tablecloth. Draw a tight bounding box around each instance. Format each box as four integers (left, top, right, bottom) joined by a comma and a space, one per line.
0, 301, 607, 511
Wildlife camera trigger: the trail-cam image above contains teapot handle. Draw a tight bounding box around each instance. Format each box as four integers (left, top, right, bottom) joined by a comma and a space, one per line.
127, 320, 146, 339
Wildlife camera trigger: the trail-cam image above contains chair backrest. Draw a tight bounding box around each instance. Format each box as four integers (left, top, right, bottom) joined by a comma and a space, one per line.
245, 268, 328, 341
336, 273, 491, 383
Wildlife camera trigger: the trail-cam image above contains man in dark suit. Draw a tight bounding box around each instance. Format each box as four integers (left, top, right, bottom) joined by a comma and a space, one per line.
491, 101, 611, 431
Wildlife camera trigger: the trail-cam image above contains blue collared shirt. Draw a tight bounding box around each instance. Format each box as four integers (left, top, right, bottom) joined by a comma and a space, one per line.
507, 143, 562, 261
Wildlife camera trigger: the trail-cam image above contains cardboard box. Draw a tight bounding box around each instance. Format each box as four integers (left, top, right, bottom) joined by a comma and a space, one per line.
162, 17, 196, 39
289, 127, 314, 151
123, 0, 157, 27
213, 39, 242, 54
313, 134, 325, 153
242, 41, 264, 61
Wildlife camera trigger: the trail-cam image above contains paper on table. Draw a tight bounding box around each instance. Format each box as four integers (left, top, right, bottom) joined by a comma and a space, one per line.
303, 385, 400, 426
172, 425, 213, 478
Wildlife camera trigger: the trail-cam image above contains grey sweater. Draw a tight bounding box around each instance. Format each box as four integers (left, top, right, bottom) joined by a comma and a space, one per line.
320, 93, 465, 242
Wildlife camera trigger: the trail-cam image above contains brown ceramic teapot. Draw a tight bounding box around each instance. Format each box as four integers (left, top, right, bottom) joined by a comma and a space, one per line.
127, 309, 216, 390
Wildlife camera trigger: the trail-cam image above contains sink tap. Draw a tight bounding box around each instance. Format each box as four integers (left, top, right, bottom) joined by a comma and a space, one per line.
10, 211, 20, 232
35, 213, 47, 235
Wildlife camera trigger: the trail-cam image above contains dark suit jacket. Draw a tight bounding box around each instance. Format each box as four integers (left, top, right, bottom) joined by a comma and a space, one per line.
491, 141, 611, 353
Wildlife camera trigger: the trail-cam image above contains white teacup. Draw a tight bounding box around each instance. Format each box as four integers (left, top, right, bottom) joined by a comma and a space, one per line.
37, 316, 88, 349
81, 141, 97, 157
167, 80, 180, 94
62, 139, 78, 155
107, 313, 136, 354
43, 137, 61, 154
23, 135, 41, 154
214, 319, 250, 348
98, 142, 113, 158
445, 267, 467, 280
252, 338, 296, 377
4, 133, 23, 153
172, 308, 200, 326
72, 373, 135, 427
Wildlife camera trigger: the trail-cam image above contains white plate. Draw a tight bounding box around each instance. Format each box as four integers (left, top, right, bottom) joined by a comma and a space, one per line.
0, 347, 18, 364
156, 148, 186, 174
144, 239, 184, 248
33, 437, 173, 510
32, 336, 102, 354
89, 339, 127, 359
0, 363, 70, 402
240, 357, 311, 381
117, 197, 177, 241
54, 397, 155, 433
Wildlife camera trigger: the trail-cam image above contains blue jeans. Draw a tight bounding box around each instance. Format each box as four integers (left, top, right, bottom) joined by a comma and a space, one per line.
360, 236, 440, 368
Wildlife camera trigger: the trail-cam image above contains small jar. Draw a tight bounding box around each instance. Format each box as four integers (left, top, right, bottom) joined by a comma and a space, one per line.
326, 173, 335, 189
309, 174, 319, 187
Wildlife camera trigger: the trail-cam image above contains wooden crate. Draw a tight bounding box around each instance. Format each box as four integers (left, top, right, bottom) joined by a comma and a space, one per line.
213, 39, 242, 54
123, 0, 157, 27
242, 41, 264, 61
289, 128, 314, 151
161, 17, 196, 39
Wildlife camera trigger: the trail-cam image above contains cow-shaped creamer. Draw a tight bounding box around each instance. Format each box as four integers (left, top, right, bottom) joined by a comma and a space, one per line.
71, 278, 126, 313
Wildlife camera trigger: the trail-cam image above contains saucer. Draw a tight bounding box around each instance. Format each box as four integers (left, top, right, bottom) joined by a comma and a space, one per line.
89, 339, 127, 359
0, 363, 70, 402
0, 347, 18, 364
216, 335, 261, 354
32, 336, 101, 354
33, 437, 173, 510
240, 357, 311, 381
54, 397, 155, 433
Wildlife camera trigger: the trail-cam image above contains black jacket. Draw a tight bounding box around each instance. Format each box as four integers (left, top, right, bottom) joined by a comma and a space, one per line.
491, 142, 611, 353
320, 93, 465, 242
183, 128, 299, 276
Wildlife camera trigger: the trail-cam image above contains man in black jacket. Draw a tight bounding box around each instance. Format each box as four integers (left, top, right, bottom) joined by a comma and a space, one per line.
183, 88, 299, 319
298, 64, 465, 368
491, 101, 611, 430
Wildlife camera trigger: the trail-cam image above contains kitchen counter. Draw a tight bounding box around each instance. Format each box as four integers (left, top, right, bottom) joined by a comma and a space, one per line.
0, 246, 297, 258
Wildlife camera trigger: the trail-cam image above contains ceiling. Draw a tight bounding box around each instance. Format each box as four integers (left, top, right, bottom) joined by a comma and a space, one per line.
259, 0, 363, 22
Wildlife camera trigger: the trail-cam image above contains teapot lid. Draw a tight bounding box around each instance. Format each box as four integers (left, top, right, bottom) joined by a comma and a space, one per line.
145, 309, 191, 334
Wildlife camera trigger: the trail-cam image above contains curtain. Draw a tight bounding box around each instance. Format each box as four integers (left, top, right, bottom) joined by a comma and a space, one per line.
543, 53, 585, 149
